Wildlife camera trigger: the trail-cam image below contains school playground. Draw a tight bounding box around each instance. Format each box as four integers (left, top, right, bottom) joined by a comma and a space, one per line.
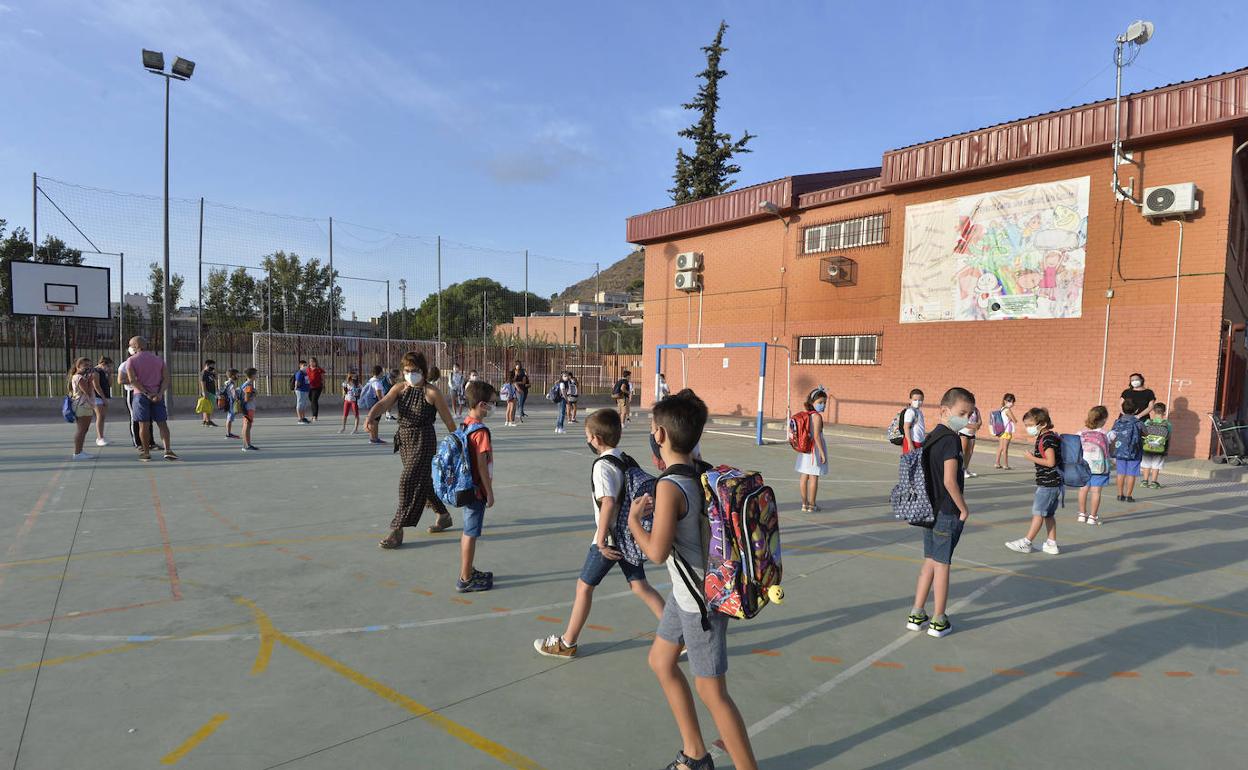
2, 408, 1246, 769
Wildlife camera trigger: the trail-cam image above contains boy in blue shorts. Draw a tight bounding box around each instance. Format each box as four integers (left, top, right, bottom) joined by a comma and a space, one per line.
1006, 407, 1062, 556
534, 408, 665, 658
457, 380, 497, 593
629, 389, 757, 770
908, 387, 975, 639
1111, 400, 1144, 503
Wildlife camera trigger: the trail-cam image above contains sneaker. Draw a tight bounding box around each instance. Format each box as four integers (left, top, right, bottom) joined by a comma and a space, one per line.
667, 751, 714, 770
138, 450, 151, 462
71, 452, 95, 461
1005, 538, 1033, 554
965, 470, 978, 478
369, 438, 386, 445
1076, 512, 1087, 523
472, 568, 494, 582
242, 445, 259, 451
455, 574, 492, 593
1086, 514, 1102, 526
1117, 495, 1126, 502
1125, 496, 1137, 503
1152, 481, 1164, 489
927, 616, 953, 638
533, 634, 577, 659
95, 438, 110, 447
163, 451, 179, 461
1041, 540, 1061, 555
906, 610, 930, 631
226, 433, 240, 439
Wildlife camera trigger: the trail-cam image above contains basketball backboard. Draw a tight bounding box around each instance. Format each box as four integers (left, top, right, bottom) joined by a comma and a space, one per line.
8, 261, 112, 318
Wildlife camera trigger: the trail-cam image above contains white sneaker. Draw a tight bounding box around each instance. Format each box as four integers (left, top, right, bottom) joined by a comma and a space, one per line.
1041, 540, 1061, 555
95, 438, 110, 446
1005, 538, 1033, 554
71, 452, 96, 461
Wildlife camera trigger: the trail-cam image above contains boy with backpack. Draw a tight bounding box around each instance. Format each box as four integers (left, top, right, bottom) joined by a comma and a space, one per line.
1140, 403, 1173, 489
457, 380, 498, 593
900, 388, 925, 454
360, 366, 388, 444
1005, 407, 1063, 555
1110, 401, 1144, 503
222, 368, 241, 439
906, 387, 974, 639
533, 408, 665, 659
627, 389, 758, 770
613, 370, 633, 425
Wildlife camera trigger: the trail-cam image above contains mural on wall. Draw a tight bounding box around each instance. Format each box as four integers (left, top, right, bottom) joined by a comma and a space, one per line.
900, 176, 1089, 323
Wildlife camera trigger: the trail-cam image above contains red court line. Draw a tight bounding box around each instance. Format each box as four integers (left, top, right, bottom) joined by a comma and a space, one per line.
536, 616, 562, 624
1111, 671, 1141, 678
994, 668, 1026, 677
810, 656, 842, 664
933, 665, 966, 673
0, 599, 172, 630
147, 473, 183, 601
0, 468, 65, 594
750, 649, 782, 657
586, 624, 613, 632
1164, 671, 1194, 678
1055, 671, 1086, 678
871, 661, 904, 670
1216, 668, 1240, 676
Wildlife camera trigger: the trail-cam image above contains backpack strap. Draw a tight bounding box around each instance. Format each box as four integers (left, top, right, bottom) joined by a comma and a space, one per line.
659, 460, 714, 631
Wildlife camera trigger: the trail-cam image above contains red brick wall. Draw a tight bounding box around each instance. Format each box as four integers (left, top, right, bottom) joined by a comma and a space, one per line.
642, 133, 1236, 457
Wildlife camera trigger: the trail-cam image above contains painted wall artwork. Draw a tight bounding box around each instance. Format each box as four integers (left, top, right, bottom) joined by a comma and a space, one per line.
900, 176, 1089, 323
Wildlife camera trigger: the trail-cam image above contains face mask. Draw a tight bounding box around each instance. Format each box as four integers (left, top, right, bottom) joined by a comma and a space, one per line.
1131, 379, 1143, 388
814, 403, 826, 413
586, 441, 597, 454
481, 403, 493, 416
947, 415, 970, 433
127, 346, 135, 355
911, 400, 922, 409
405, 372, 423, 386
1026, 425, 1040, 436
1004, 402, 1014, 408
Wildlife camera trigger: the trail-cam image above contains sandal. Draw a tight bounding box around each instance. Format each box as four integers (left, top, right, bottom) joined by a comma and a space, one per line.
666, 751, 715, 770
378, 529, 404, 549
427, 514, 454, 534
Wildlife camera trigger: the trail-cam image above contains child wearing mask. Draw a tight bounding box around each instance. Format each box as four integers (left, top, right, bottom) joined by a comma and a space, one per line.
993, 393, 1018, 470
796, 387, 829, 512
1005, 407, 1062, 555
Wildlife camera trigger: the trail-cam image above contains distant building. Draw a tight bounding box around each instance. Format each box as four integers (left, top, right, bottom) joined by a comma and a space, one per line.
494, 313, 601, 347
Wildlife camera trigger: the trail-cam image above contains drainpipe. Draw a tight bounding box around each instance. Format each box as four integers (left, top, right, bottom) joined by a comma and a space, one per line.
1164, 219, 1184, 409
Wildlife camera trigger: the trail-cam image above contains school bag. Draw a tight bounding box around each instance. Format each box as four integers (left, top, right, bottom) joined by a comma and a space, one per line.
885, 408, 909, 446
889, 430, 956, 527
432, 423, 489, 507
666, 463, 783, 629
358, 379, 381, 410
1079, 429, 1110, 475
612, 379, 627, 397
1142, 421, 1171, 454
61, 395, 76, 423
288, 372, 297, 391
592, 453, 656, 566
1111, 415, 1142, 461
989, 409, 1006, 437
546, 382, 564, 403
1059, 433, 1091, 488
788, 410, 815, 453
500, 382, 516, 401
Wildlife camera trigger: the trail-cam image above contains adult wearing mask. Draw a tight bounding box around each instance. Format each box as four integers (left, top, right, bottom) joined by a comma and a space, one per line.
367, 351, 458, 548
306, 357, 326, 422
512, 362, 530, 419
123, 336, 178, 461
1121, 373, 1155, 417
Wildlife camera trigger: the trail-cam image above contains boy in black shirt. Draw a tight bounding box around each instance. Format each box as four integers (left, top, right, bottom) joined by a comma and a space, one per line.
1006, 407, 1063, 555
908, 387, 975, 639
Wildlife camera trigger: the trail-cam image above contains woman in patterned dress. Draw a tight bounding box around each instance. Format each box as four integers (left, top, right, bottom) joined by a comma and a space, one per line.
366, 351, 459, 549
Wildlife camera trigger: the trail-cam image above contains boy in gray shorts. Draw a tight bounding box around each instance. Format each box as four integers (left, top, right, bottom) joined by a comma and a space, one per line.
629, 389, 757, 770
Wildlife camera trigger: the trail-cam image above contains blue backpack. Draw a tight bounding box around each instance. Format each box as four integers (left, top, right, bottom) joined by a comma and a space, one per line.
546, 382, 564, 403
61, 396, 76, 423
358, 379, 381, 411
1059, 433, 1091, 488
1112, 416, 1142, 461
890, 431, 957, 527
432, 423, 488, 507
593, 453, 656, 566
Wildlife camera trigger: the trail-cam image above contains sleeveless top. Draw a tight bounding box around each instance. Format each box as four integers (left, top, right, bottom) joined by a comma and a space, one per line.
659, 470, 706, 613
397, 385, 437, 429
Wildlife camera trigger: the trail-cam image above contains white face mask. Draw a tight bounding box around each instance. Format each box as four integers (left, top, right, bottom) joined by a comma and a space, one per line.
1130, 379, 1143, 388
1026, 425, 1040, 436
405, 372, 423, 386
127, 346, 135, 355
911, 399, 922, 409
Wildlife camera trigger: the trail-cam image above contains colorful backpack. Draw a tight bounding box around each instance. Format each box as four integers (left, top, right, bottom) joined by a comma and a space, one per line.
431, 423, 488, 507
1142, 421, 1171, 454
788, 410, 814, 453
546, 382, 564, 402
500, 381, 516, 401
1059, 433, 1091, 488
890, 430, 957, 527
989, 409, 1006, 437
667, 464, 783, 629
885, 408, 909, 446
592, 453, 656, 566
1079, 429, 1110, 474
1112, 416, 1142, 461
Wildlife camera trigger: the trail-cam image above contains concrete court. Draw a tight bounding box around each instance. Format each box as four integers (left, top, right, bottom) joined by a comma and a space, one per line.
1, 406, 1246, 770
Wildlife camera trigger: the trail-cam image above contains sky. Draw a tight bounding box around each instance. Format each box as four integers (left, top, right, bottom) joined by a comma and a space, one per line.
1, 0, 1246, 313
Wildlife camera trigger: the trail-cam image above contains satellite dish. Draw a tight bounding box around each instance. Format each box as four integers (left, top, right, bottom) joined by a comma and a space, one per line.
1124, 20, 1154, 45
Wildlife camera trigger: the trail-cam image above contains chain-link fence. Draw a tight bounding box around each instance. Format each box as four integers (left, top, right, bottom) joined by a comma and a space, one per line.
1, 174, 630, 398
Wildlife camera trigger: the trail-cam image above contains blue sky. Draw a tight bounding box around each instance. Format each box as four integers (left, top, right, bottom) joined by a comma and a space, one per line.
1, 0, 1245, 308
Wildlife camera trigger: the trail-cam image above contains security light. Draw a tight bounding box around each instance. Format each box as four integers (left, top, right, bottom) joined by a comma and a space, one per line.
171, 57, 195, 80
759, 200, 780, 215
142, 49, 165, 71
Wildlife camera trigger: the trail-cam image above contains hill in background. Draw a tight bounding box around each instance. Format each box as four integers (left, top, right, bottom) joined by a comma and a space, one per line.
551, 248, 644, 311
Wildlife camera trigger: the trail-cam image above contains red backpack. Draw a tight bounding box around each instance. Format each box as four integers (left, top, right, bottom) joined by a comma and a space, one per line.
788, 410, 814, 453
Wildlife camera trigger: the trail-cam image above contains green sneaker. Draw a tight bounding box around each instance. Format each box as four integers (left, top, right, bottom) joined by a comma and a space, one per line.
928, 616, 953, 638
906, 611, 929, 631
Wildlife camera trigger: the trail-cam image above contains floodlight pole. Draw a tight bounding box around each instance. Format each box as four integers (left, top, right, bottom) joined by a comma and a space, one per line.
31, 172, 40, 398
196, 197, 203, 368
119, 252, 125, 367
162, 74, 171, 400
436, 236, 442, 349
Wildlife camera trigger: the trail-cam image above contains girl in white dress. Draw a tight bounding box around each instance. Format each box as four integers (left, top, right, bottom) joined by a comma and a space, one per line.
796, 387, 829, 512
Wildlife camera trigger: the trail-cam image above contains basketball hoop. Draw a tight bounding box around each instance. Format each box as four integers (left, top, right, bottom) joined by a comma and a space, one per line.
46, 303, 74, 313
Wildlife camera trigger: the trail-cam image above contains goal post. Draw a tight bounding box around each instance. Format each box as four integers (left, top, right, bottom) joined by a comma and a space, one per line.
655, 342, 790, 446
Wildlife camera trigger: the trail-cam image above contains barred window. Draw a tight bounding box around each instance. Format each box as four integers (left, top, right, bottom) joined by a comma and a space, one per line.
802, 213, 887, 255
796, 334, 880, 365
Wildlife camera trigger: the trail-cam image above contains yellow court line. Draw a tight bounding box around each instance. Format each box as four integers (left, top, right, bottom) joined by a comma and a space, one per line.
160, 713, 229, 765
234, 598, 547, 770
784, 543, 1248, 620
0, 623, 248, 676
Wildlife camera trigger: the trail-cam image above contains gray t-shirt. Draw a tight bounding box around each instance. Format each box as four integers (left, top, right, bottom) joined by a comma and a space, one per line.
660, 470, 705, 613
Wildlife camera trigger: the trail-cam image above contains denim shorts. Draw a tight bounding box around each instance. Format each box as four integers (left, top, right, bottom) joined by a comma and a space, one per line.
1116, 458, 1142, 477
131, 395, 168, 423
295, 390, 310, 410
1087, 473, 1111, 487
1032, 485, 1062, 517
922, 512, 964, 565
579, 544, 647, 586
462, 500, 485, 538
655, 595, 728, 678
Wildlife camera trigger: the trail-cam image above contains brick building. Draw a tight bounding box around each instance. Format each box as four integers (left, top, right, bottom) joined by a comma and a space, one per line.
629, 69, 1248, 458
494, 312, 601, 347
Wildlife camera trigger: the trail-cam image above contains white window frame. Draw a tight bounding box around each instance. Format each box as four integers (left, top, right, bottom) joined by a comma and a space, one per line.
796, 334, 880, 365
802, 213, 887, 255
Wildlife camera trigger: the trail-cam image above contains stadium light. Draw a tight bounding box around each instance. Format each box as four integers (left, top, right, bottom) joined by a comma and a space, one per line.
141, 49, 165, 71
171, 56, 196, 80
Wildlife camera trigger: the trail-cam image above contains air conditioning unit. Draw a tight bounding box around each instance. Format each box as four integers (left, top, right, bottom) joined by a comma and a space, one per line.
675, 252, 703, 271
674, 269, 702, 292
1142, 183, 1199, 218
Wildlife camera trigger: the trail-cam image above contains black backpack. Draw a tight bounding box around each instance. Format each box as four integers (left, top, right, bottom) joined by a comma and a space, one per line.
289, 372, 297, 391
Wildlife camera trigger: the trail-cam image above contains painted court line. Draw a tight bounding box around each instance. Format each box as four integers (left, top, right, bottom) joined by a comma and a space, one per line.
160, 713, 229, 765
0, 467, 66, 594
147, 471, 183, 600
718, 574, 1009, 754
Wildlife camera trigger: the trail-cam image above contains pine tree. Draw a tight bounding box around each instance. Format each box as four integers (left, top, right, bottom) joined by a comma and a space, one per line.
669, 21, 756, 204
